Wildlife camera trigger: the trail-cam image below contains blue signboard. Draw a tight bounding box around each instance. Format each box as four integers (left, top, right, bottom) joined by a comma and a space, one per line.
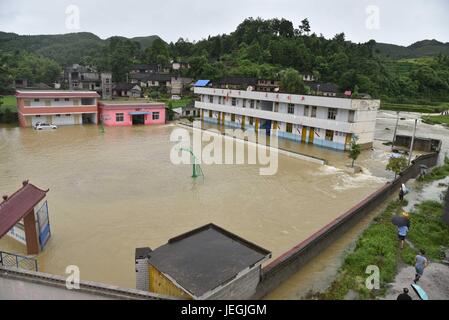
36, 201, 51, 250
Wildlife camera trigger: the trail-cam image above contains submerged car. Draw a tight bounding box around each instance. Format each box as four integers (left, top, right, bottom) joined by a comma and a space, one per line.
34, 123, 58, 130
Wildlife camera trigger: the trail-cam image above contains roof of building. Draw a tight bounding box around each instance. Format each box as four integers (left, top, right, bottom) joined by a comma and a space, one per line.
16, 90, 100, 99
99, 101, 165, 109
308, 82, 339, 93
146, 224, 271, 298
130, 64, 160, 70
113, 83, 141, 91
194, 80, 211, 87
130, 73, 173, 82
0, 181, 48, 238
218, 77, 257, 86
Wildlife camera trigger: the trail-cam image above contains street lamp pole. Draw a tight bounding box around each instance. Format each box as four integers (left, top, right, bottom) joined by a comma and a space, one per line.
392, 111, 400, 151
408, 119, 418, 166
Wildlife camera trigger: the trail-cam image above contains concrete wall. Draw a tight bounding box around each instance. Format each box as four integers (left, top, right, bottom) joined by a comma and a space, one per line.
206, 267, 261, 300
0, 266, 174, 300
394, 135, 442, 153
253, 152, 440, 299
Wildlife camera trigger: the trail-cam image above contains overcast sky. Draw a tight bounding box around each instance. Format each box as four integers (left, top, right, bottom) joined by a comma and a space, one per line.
0, 0, 448, 46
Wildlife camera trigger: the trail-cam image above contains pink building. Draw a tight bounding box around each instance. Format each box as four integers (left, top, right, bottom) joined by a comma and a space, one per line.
99, 102, 166, 127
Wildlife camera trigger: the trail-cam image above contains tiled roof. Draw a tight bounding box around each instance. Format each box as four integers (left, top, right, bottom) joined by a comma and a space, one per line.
0, 181, 48, 238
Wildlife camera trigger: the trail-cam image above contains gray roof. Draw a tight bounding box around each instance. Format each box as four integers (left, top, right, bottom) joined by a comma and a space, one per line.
130, 73, 173, 82
113, 83, 141, 91
147, 224, 271, 298
218, 77, 257, 86
308, 82, 339, 93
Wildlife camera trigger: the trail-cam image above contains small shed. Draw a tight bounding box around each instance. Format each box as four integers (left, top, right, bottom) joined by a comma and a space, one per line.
135, 224, 271, 300
0, 181, 51, 255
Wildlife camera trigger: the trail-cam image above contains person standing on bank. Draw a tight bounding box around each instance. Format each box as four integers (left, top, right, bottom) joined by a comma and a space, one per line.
399, 188, 405, 202
398, 224, 409, 249
414, 250, 429, 284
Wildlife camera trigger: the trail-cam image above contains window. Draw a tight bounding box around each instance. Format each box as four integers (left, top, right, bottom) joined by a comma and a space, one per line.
274, 102, 279, 112
66, 114, 71, 117
64, 98, 70, 102
209, 95, 213, 103
231, 114, 236, 122
209, 110, 213, 118
24, 100, 31, 106
56, 114, 61, 117
243, 99, 246, 108
232, 98, 237, 106
325, 130, 334, 141
250, 100, 255, 109
105, 79, 110, 84
116, 113, 124, 122
36, 115, 41, 118
286, 123, 293, 133
304, 106, 309, 117
153, 112, 160, 120
311, 106, 317, 118
348, 111, 355, 123
34, 99, 40, 102
218, 97, 223, 105
249, 117, 254, 125
288, 104, 295, 114
55, 98, 60, 102
328, 108, 338, 120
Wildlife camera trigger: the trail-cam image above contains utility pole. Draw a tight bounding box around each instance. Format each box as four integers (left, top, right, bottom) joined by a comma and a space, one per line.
408, 119, 418, 166
392, 111, 400, 151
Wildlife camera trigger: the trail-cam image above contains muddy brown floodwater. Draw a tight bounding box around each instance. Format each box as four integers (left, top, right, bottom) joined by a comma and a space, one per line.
0, 122, 391, 290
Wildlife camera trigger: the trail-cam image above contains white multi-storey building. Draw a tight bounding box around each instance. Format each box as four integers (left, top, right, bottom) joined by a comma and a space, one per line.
194, 87, 380, 151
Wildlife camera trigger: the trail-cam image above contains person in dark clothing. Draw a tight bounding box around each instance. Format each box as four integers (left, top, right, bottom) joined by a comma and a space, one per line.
397, 288, 412, 300
399, 188, 405, 202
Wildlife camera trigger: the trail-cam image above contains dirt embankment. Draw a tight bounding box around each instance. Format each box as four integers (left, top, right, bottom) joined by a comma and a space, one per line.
384, 263, 449, 300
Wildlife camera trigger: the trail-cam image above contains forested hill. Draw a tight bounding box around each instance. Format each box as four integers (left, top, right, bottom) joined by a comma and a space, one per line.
0, 31, 160, 65
375, 40, 449, 59
1, 17, 449, 104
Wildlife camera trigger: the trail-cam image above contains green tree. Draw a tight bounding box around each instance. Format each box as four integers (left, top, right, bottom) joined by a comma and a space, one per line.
386, 156, 408, 179
280, 68, 305, 94
298, 18, 311, 35
348, 135, 362, 168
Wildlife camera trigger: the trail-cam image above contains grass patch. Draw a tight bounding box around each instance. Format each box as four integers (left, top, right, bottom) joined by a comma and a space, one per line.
307, 201, 404, 300
407, 201, 449, 262
422, 115, 449, 126
1, 95, 17, 107
0, 95, 18, 113
381, 102, 449, 114
419, 157, 449, 183
162, 98, 194, 109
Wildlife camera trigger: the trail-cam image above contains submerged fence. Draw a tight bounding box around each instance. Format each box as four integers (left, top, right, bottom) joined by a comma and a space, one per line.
0, 251, 38, 272
254, 152, 440, 299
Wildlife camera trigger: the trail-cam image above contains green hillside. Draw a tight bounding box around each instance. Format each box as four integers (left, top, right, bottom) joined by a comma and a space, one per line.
375, 40, 449, 59
0, 32, 161, 66
130, 36, 161, 50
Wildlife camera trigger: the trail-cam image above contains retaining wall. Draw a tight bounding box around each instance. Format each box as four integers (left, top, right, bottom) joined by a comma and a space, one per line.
253, 152, 440, 299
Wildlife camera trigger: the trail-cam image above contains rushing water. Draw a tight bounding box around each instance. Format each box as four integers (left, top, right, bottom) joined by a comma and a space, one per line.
0, 123, 389, 289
